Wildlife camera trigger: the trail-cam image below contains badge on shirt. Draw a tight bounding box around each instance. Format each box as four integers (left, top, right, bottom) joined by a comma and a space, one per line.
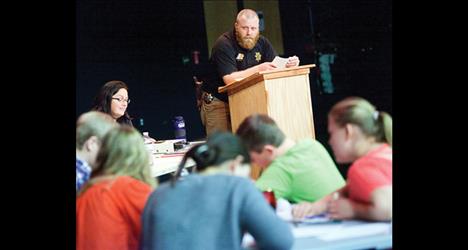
255, 52, 262, 62
236, 53, 244, 61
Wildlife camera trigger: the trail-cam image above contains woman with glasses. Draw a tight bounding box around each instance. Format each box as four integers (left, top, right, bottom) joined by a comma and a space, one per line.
92, 80, 133, 126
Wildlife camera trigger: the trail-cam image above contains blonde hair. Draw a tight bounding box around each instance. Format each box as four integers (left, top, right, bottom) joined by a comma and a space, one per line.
236, 9, 259, 22
329, 97, 392, 147
76, 111, 117, 149
93, 125, 157, 187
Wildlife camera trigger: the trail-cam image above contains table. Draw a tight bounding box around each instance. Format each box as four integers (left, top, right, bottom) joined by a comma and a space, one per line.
242, 220, 392, 250
149, 141, 204, 177
291, 220, 392, 250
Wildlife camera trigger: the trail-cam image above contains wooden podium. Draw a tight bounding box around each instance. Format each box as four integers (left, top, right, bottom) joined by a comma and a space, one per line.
219, 64, 316, 141
219, 64, 316, 180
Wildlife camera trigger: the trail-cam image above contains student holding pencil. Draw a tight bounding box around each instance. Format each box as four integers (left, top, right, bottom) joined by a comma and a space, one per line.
293, 97, 392, 221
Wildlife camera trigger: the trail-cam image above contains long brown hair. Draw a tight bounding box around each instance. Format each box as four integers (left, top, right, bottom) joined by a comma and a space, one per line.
92, 80, 133, 126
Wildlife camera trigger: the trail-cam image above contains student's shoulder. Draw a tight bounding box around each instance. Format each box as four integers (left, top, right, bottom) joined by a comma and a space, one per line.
348, 158, 383, 179
298, 138, 330, 153
114, 176, 153, 196
214, 174, 252, 185
115, 175, 146, 185
225, 175, 258, 190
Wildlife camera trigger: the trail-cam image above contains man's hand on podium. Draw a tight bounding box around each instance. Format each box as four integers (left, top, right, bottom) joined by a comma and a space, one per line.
285, 56, 300, 68
257, 62, 277, 72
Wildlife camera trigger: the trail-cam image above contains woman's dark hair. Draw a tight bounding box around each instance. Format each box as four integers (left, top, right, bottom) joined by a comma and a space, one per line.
92, 80, 133, 126
171, 132, 250, 186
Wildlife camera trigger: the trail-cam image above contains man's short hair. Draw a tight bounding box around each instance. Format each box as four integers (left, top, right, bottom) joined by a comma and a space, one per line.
236, 9, 259, 22
76, 111, 117, 149
235, 114, 285, 153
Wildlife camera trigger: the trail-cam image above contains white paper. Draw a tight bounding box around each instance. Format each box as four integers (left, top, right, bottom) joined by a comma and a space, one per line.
292, 223, 343, 238
241, 233, 256, 248
272, 56, 288, 69
291, 220, 391, 240
297, 214, 333, 224
276, 199, 333, 224
317, 221, 391, 241
275, 198, 293, 221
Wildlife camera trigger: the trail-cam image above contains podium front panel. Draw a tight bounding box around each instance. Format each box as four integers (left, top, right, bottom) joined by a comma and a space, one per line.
228, 81, 269, 133
265, 74, 315, 140
222, 65, 316, 141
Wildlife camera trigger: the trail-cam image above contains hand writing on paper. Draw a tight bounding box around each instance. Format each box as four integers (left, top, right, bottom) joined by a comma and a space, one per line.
327, 197, 355, 220
292, 192, 338, 219
292, 202, 322, 219
285, 56, 300, 68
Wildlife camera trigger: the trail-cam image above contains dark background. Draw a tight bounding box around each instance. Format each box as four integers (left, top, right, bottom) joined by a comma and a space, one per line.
76, 0, 392, 177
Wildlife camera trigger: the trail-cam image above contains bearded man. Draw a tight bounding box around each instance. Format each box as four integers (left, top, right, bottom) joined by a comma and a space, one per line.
200, 9, 300, 137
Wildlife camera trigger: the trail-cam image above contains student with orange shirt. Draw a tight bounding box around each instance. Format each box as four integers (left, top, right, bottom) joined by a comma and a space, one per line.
293, 97, 392, 221
76, 125, 157, 250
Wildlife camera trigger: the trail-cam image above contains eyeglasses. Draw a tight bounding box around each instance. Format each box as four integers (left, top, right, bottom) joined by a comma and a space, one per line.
112, 97, 131, 104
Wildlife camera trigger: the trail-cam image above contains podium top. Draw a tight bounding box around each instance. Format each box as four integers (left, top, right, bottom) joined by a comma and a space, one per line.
219, 64, 315, 94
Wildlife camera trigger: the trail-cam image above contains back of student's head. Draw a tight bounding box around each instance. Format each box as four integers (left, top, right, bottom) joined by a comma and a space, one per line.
172, 132, 250, 185
235, 114, 285, 153
329, 97, 392, 146
76, 111, 117, 150
93, 125, 157, 187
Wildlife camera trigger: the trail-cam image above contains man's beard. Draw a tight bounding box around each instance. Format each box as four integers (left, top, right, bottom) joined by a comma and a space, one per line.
236, 30, 260, 50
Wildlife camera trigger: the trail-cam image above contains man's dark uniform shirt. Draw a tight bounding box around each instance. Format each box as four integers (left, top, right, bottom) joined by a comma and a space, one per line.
202, 29, 276, 102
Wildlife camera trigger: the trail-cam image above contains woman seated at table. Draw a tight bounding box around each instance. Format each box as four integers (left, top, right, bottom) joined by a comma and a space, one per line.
141, 132, 293, 250
92, 80, 133, 126
76, 125, 157, 250
293, 97, 392, 222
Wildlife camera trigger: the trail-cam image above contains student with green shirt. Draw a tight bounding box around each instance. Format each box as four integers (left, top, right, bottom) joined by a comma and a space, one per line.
236, 114, 345, 203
